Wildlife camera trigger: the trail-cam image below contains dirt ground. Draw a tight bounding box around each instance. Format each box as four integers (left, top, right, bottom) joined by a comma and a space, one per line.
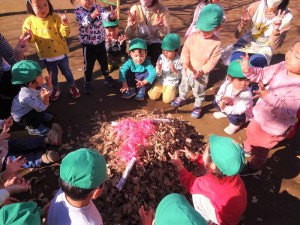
0, 0, 300, 224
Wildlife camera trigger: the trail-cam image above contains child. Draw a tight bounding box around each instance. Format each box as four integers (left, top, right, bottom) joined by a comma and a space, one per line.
148, 33, 182, 104
47, 148, 107, 225
139, 193, 206, 225
184, 0, 226, 40
238, 40, 300, 176
103, 19, 127, 73
11, 60, 53, 136
213, 60, 253, 134
70, 0, 118, 94
23, 0, 80, 101
119, 38, 156, 101
171, 4, 223, 119
169, 135, 247, 225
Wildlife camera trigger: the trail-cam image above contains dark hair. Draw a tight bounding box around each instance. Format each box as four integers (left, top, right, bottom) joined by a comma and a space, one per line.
149, 0, 159, 7
70, 0, 76, 5
26, 0, 53, 16
130, 49, 147, 53
277, 0, 289, 11
59, 178, 96, 201
198, 0, 213, 3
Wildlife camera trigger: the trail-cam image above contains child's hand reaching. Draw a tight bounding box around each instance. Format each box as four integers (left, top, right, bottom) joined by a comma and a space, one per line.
1, 116, 13, 129
240, 6, 251, 27
0, 124, 10, 142
138, 206, 154, 225
136, 79, 148, 88
4, 177, 31, 194
156, 60, 162, 75
179, 147, 199, 161
120, 82, 129, 93
40, 88, 51, 105
252, 82, 269, 99
168, 151, 184, 171
272, 10, 286, 34
2, 156, 26, 180
109, 5, 119, 20
59, 10, 68, 25
238, 53, 250, 74
118, 34, 127, 45
128, 10, 137, 26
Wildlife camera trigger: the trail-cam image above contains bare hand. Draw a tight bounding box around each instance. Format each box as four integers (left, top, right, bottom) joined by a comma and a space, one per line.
128, 10, 137, 26
138, 205, 154, 225
5, 177, 31, 194
14, 34, 30, 61
4, 156, 27, 178
1, 116, 13, 129
252, 82, 269, 99
221, 96, 234, 105
109, 5, 119, 20
59, 10, 68, 25
156, 60, 162, 75
120, 83, 129, 93
40, 88, 51, 100
136, 79, 146, 88
179, 147, 199, 161
240, 6, 251, 27
193, 69, 204, 79
153, 10, 164, 27
272, 10, 286, 32
0, 124, 10, 142
118, 34, 127, 45
91, 5, 101, 19
237, 53, 250, 74
168, 151, 184, 170
44, 71, 53, 88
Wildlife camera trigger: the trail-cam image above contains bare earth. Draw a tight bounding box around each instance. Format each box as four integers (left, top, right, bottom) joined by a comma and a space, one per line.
0, 0, 299, 224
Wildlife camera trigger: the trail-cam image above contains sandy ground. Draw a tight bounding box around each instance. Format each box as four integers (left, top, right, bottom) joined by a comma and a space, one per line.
0, 0, 300, 224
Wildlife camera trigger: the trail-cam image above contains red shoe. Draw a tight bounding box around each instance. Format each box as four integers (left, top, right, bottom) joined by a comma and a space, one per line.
70, 86, 81, 99
50, 88, 61, 101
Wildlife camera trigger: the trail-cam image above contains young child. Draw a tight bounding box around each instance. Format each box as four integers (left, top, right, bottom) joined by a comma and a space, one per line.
238, 40, 300, 176
213, 60, 253, 134
169, 135, 247, 225
148, 33, 182, 104
139, 193, 206, 225
23, 0, 80, 101
119, 38, 156, 101
47, 148, 107, 225
184, 0, 226, 39
70, 0, 118, 94
103, 19, 127, 73
11, 60, 53, 136
171, 4, 223, 119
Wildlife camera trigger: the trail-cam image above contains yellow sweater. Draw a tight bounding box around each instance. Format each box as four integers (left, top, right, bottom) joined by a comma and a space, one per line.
23, 13, 70, 58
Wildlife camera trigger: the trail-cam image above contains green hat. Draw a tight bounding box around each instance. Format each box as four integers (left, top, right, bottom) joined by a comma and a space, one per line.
196, 4, 223, 31
155, 193, 207, 225
60, 148, 107, 189
11, 60, 42, 84
227, 60, 246, 78
0, 202, 41, 225
103, 19, 119, 28
129, 38, 147, 51
161, 33, 181, 51
209, 135, 245, 176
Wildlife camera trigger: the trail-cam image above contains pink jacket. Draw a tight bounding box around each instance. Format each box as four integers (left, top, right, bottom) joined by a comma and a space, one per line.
245, 62, 300, 135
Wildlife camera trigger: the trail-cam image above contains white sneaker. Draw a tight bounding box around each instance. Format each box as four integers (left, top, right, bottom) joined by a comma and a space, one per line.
213, 111, 227, 119
224, 123, 241, 135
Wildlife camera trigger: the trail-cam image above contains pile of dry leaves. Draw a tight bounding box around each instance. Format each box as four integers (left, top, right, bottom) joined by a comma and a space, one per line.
89, 110, 206, 225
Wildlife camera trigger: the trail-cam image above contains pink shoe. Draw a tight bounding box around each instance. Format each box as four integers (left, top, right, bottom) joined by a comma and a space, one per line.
70, 86, 81, 99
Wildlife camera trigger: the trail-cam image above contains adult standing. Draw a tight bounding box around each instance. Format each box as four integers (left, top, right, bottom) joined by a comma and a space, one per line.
230, 0, 292, 67
125, 0, 170, 65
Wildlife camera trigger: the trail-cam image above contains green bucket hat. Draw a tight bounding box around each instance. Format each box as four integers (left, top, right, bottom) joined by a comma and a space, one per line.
60, 148, 108, 189
155, 193, 207, 225
209, 135, 245, 176
129, 38, 147, 51
0, 202, 41, 225
161, 33, 181, 51
196, 4, 223, 31
103, 19, 119, 28
227, 60, 246, 78
11, 60, 42, 85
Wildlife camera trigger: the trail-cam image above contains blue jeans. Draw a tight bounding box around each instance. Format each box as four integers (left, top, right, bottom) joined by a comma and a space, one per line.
213, 100, 246, 125
126, 70, 150, 91
230, 51, 268, 68
1, 137, 46, 171
43, 55, 75, 87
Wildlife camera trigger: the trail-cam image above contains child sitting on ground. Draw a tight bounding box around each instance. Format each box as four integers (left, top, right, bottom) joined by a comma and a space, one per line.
213, 60, 253, 134
11, 60, 53, 136
119, 38, 156, 101
169, 135, 247, 225
148, 33, 182, 104
47, 148, 107, 225
238, 40, 300, 176
139, 193, 206, 225
171, 4, 223, 119
103, 19, 127, 73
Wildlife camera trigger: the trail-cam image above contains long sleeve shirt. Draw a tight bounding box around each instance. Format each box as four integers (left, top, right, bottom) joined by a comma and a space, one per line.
245, 62, 300, 135
11, 86, 50, 122
74, 4, 110, 45
179, 155, 247, 225
0, 34, 16, 73
22, 14, 70, 58
125, 3, 170, 44
215, 80, 253, 119
181, 32, 222, 74
119, 58, 156, 84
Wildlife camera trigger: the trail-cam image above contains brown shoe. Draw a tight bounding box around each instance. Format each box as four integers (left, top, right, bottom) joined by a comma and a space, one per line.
41, 150, 60, 164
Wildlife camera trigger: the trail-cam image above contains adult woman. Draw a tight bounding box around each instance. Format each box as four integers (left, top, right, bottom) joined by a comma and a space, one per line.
230, 0, 292, 67
125, 0, 170, 65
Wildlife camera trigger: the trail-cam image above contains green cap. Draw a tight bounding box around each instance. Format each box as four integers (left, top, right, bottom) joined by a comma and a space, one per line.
103, 19, 119, 28
11, 60, 42, 84
0, 202, 41, 225
161, 33, 181, 51
155, 193, 207, 225
209, 135, 245, 176
227, 60, 246, 78
129, 38, 147, 51
196, 4, 223, 31
60, 148, 108, 189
